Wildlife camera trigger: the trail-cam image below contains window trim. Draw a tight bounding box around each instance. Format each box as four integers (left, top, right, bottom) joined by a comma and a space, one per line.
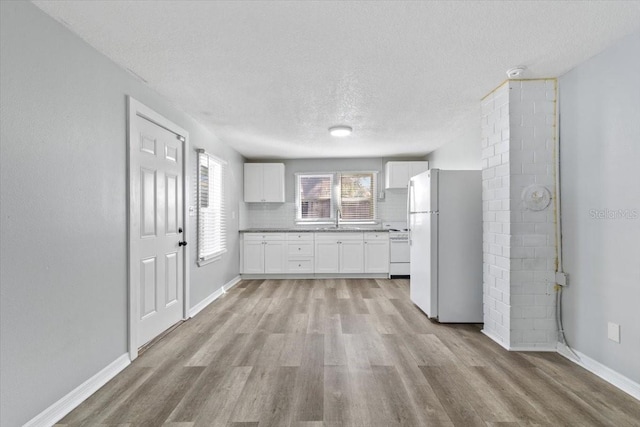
196, 149, 227, 266
295, 171, 379, 225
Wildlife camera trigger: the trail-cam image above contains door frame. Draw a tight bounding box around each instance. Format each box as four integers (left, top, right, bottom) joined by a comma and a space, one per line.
126, 96, 190, 361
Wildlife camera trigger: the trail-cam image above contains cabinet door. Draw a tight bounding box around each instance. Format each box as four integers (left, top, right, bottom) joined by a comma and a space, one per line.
386, 162, 410, 189
243, 240, 265, 274
340, 240, 364, 273
262, 163, 285, 202
386, 161, 429, 189
264, 241, 286, 273
244, 164, 264, 202
315, 240, 340, 273
364, 240, 390, 273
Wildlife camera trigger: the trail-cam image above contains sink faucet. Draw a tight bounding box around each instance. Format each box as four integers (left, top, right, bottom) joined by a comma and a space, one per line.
335, 208, 341, 228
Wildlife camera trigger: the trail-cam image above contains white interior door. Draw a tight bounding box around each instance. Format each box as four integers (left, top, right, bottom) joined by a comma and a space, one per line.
130, 107, 185, 349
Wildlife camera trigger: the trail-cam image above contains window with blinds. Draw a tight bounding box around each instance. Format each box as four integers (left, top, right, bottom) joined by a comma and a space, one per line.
340, 173, 376, 221
297, 174, 334, 221
296, 172, 377, 223
197, 150, 226, 264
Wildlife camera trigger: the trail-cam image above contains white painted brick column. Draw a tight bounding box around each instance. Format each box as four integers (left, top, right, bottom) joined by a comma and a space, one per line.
481, 83, 511, 345
481, 79, 558, 351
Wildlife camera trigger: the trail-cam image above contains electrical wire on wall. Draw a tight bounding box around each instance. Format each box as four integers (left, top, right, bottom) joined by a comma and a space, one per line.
553, 81, 580, 361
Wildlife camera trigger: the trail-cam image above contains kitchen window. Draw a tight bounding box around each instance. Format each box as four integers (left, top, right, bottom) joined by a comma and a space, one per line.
296, 172, 378, 224
197, 149, 226, 265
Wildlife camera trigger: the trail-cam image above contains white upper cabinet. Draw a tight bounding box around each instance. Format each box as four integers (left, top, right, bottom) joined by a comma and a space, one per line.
385, 161, 429, 189
244, 163, 285, 202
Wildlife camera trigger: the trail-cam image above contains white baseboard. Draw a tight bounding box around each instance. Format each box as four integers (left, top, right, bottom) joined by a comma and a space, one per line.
481, 328, 510, 351
189, 275, 241, 318
557, 342, 640, 401
509, 344, 557, 352
24, 353, 130, 427
482, 329, 556, 352
223, 275, 242, 292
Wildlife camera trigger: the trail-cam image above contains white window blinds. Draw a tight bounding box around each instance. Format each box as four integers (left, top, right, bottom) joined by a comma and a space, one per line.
340, 173, 377, 221
197, 150, 226, 263
297, 174, 333, 221
296, 172, 377, 223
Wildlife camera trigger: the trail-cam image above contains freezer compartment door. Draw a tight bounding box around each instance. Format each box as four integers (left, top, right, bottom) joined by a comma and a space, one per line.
409, 169, 438, 213
409, 212, 438, 318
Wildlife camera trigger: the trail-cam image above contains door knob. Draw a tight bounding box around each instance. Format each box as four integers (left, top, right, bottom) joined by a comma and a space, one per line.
178, 241, 188, 247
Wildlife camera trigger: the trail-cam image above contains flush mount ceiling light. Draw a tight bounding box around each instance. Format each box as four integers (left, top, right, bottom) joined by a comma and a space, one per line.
506, 66, 527, 79
329, 125, 353, 137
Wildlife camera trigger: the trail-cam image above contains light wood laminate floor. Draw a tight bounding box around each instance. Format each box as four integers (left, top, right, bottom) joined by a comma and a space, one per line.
57, 279, 640, 426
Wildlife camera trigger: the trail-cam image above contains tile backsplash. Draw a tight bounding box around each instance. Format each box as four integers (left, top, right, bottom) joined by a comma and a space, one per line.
242, 189, 408, 229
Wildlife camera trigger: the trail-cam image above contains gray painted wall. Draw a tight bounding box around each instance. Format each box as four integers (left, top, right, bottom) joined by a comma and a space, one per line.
426, 109, 482, 170
0, 2, 243, 425
559, 31, 640, 382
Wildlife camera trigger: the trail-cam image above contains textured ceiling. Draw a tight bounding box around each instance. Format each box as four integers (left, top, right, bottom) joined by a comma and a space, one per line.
33, 1, 640, 159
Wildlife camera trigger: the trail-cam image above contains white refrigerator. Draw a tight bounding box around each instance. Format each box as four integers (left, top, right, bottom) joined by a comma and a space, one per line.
408, 169, 483, 323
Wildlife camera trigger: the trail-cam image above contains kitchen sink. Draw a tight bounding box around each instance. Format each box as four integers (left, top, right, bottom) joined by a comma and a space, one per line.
313, 226, 363, 231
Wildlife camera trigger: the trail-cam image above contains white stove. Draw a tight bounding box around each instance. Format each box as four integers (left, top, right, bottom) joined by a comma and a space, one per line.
383, 221, 410, 278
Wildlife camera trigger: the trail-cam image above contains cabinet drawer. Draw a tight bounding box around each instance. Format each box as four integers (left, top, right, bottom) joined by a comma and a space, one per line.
364, 232, 389, 241
287, 259, 313, 273
286, 232, 314, 241
288, 243, 314, 256
244, 233, 285, 241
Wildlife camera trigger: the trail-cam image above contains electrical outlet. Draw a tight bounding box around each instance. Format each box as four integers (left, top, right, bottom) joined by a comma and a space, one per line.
607, 322, 620, 343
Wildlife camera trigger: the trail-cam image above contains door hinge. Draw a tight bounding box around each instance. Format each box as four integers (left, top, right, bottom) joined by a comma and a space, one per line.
177, 135, 186, 142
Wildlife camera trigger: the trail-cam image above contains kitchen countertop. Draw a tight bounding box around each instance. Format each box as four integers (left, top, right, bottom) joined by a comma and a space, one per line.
240, 228, 389, 233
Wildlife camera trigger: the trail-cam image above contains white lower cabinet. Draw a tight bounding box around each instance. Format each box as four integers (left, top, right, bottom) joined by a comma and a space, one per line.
314, 240, 340, 273
242, 233, 285, 273
340, 240, 365, 273
286, 232, 314, 273
243, 231, 388, 276
364, 232, 390, 273
264, 242, 286, 273
314, 233, 364, 273
243, 240, 266, 274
